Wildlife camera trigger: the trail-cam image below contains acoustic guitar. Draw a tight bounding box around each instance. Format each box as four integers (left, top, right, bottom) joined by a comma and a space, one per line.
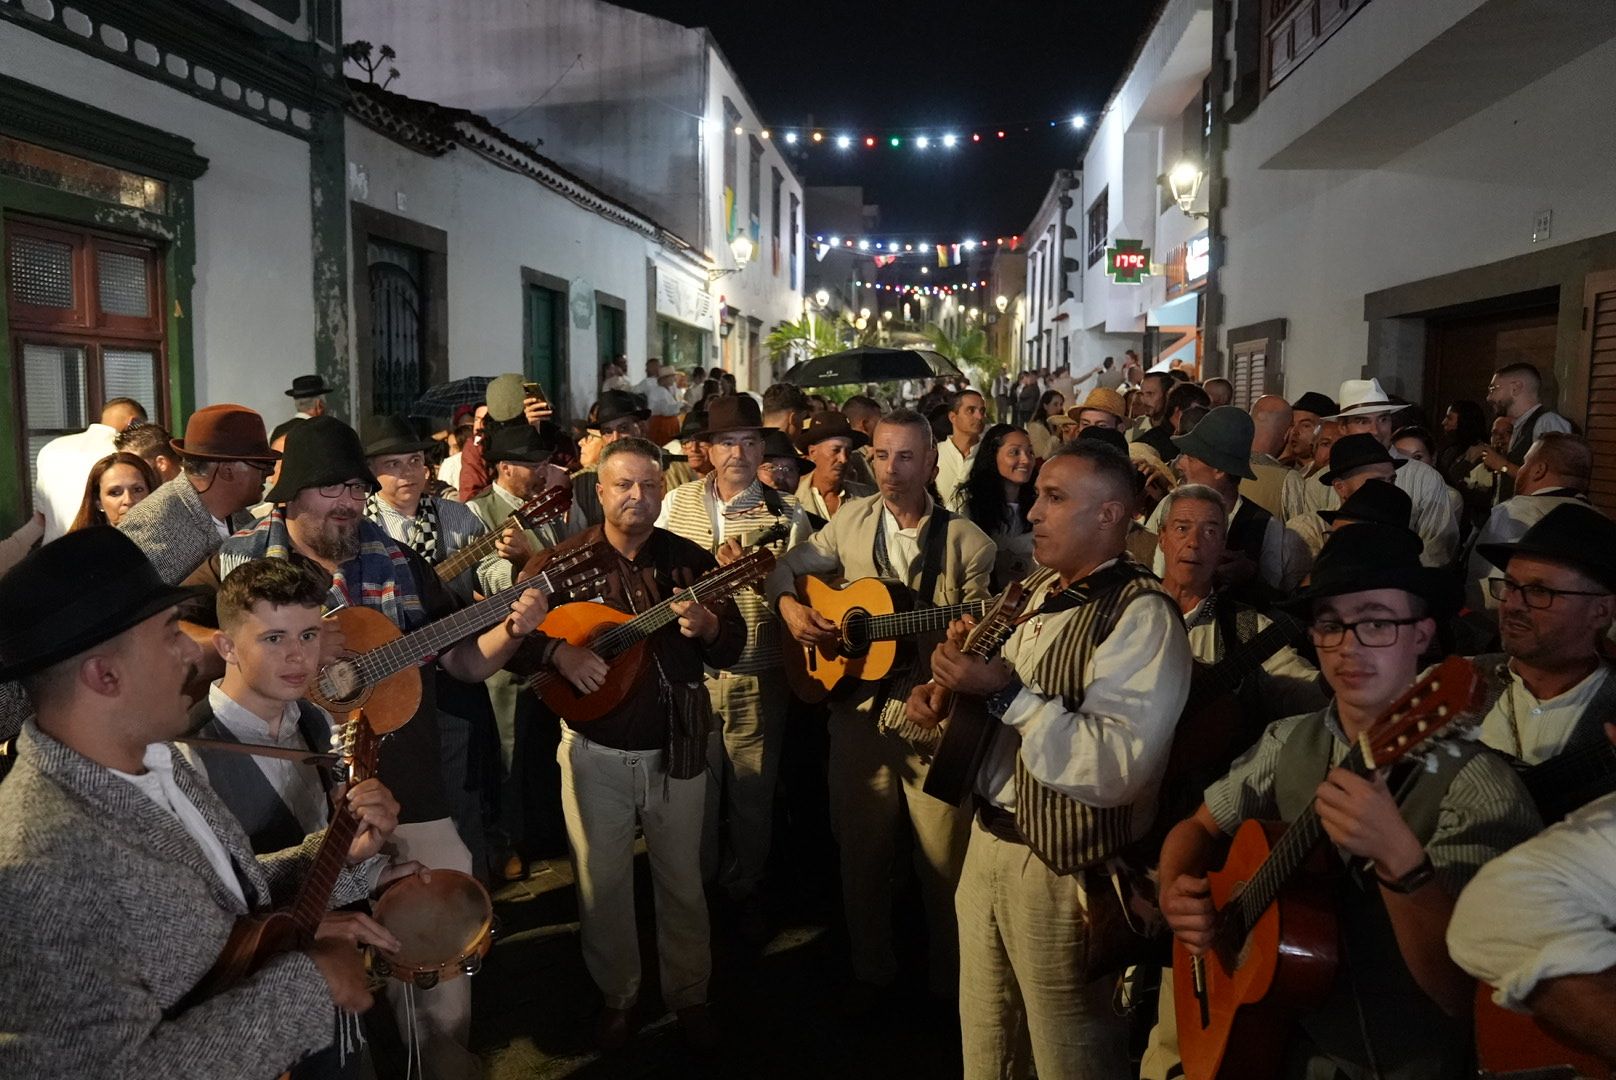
1173, 656, 1483, 1080
187, 710, 375, 1009
434, 484, 572, 582
307, 542, 613, 732
528, 543, 779, 724
782, 575, 989, 702
1474, 984, 1610, 1078
918, 582, 1032, 806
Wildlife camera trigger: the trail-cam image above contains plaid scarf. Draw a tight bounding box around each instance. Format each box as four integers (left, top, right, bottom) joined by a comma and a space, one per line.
231, 506, 426, 629
364, 492, 441, 564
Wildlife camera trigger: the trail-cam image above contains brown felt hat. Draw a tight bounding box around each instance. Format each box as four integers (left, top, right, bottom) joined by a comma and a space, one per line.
170, 404, 279, 463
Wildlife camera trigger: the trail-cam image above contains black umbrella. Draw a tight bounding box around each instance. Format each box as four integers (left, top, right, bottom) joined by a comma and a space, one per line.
782, 347, 963, 388
410, 376, 495, 419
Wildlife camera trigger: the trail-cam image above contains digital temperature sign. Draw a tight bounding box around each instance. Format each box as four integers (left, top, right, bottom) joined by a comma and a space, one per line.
1105, 239, 1152, 285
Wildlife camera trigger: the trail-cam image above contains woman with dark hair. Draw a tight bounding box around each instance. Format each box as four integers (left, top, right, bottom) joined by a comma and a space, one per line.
959, 423, 1038, 587
68, 451, 158, 531
1026, 389, 1067, 459
1437, 400, 1487, 481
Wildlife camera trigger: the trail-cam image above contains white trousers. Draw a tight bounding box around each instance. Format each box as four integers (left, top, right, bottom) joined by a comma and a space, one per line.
558, 726, 710, 1011
702, 670, 787, 900
384, 817, 482, 1080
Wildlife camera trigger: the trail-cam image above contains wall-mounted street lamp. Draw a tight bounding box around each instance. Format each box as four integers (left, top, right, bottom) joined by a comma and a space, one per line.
709, 235, 756, 281
1166, 161, 1207, 219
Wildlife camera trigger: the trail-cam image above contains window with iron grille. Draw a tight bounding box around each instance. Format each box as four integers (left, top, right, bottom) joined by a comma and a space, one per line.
789, 193, 800, 290
722, 99, 741, 240
1086, 188, 1109, 268
770, 167, 783, 276
748, 136, 763, 244
4, 217, 166, 503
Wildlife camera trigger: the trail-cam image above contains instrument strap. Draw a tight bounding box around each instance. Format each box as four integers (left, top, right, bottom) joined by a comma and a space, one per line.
175, 736, 338, 768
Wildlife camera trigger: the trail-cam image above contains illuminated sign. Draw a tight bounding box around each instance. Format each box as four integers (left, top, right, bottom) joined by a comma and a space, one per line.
1185, 233, 1210, 282
1105, 239, 1151, 285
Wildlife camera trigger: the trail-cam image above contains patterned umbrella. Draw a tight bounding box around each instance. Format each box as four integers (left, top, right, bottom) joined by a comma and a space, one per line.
410, 376, 495, 419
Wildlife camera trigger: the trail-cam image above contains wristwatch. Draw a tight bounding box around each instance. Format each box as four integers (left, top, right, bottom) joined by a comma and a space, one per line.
1376, 854, 1435, 894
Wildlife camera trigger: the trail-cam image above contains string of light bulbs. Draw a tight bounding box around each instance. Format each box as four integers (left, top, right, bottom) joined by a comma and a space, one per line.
813, 234, 1021, 254
851, 278, 991, 296
725, 115, 1092, 148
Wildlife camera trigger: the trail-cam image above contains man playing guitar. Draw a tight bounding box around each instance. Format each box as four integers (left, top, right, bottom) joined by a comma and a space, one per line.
905, 440, 1192, 1079
766, 408, 995, 1009
1159, 523, 1539, 1079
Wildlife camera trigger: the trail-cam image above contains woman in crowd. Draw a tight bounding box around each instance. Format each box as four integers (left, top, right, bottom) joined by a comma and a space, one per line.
68, 451, 158, 531
1395, 423, 1467, 538
1437, 400, 1488, 483
1025, 389, 1067, 459
958, 423, 1038, 588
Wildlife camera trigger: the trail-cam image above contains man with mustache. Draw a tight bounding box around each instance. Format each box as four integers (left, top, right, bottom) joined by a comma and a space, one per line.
795, 412, 875, 521
220, 416, 548, 1080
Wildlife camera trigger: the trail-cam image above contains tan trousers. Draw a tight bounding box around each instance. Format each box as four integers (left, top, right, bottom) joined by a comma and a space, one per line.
1139, 969, 1182, 1080
827, 701, 969, 993
558, 726, 710, 1011
702, 670, 787, 900
384, 818, 482, 1080
956, 818, 1128, 1080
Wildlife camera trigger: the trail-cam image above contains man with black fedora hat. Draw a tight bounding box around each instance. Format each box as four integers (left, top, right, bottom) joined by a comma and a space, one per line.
221, 415, 550, 1079
1469, 503, 1616, 821
1145, 405, 1308, 597
0, 527, 401, 1076
286, 374, 334, 420
795, 412, 874, 522
571, 389, 655, 528
758, 428, 813, 503
1282, 477, 1421, 564
657, 394, 811, 937
1281, 390, 1337, 470
1159, 523, 1539, 1080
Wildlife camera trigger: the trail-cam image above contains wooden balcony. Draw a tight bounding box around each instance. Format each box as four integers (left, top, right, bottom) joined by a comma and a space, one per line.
1266, 0, 1372, 89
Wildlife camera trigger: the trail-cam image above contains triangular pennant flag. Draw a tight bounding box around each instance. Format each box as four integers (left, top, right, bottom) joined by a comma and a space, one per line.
937, 247, 948, 268
815, 243, 830, 262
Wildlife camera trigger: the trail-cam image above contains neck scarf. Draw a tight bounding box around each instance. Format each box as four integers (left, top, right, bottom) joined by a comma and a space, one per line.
233, 506, 426, 629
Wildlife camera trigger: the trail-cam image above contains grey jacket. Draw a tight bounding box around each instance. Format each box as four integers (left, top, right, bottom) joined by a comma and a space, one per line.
0, 722, 375, 1078
117, 474, 222, 586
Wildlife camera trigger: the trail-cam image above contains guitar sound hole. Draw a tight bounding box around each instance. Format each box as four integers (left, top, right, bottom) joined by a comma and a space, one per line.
841, 611, 870, 655
320, 659, 366, 705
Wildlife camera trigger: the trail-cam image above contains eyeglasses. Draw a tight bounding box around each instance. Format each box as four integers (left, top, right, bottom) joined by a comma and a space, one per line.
1308, 617, 1424, 649
317, 480, 371, 499
1488, 576, 1611, 609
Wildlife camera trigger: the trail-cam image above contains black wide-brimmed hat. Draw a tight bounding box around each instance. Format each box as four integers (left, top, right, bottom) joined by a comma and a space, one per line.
1318, 433, 1406, 485
362, 414, 434, 458
763, 428, 814, 474
679, 410, 709, 441
794, 411, 869, 453
1319, 478, 1412, 529
593, 389, 651, 427
692, 394, 764, 440
1291, 391, 1338, 417
484, 420, 561, 467
263, 416, 378, 503
1280, 523, 1453, 616
1478, 503, 1616, 592
0, 527, 203, 680
285, 374, 334, 398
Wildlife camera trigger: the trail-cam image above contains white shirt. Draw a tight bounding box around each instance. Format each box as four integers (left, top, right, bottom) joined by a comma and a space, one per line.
33, 423, 118, 541
111, 742, 246, 907
1478, 663, 1610, 765
1183, 598, 1326, 720
879, 503, 924, 579
183, 684, 333, 837
437, 451, 464, 494
1388, 449, 1461, 568
934, 437, 978, 512
977, 565, 1193, 812
644, 381, 683, 417
1449, 789, 1616, 1009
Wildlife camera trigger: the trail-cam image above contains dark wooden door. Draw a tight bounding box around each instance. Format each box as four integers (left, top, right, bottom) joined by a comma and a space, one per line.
524, 283, 563, 400
368, 260, 424, 416
1425, 302, 1558, 421
1582, 270, 1616, 515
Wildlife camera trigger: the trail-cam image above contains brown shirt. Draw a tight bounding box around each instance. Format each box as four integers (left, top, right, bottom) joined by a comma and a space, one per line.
528, 525, 745, 753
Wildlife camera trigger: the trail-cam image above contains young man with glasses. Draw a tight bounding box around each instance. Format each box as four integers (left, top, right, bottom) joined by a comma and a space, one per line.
1471, 503, 1616, 820
1158, 522, 1539, 1080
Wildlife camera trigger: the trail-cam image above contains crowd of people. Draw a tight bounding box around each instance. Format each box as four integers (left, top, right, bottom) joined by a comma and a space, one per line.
0, 350, 1612, 1080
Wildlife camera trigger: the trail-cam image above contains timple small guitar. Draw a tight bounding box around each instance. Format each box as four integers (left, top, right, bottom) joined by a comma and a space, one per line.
434, 484, 572, 582
309, 542, 614, 732
1173, 656, 1483, 1080
527, 543, 779, 724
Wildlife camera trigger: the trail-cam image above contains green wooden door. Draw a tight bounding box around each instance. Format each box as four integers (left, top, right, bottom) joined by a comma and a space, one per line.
524, 283, 563, 398
597, 302, 625, 371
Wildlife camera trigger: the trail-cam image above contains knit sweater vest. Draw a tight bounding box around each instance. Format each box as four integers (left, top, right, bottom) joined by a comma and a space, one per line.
1014, 560, 1179, 873
660, 477, 797, 675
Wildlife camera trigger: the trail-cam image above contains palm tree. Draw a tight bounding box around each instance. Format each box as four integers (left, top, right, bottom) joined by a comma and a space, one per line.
766, 313, 849, 368
923, 324, 1001, 390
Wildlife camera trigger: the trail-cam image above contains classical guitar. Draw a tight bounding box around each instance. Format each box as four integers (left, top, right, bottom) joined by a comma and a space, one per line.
434, 484, 572, 582
918, 582, 1032, 806
1174, 656, 1483, 1080
1474, 983, 1610, 1078
527, 544, 779, 724
187, 710, 376, 1009
307, 542, 614, 732
782, 575, 990, 703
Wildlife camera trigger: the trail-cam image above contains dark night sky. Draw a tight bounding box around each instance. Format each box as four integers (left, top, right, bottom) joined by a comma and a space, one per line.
615, 0, 1160, 239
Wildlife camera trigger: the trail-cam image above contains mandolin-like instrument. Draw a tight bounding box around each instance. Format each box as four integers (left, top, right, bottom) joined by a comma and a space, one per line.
1473, 984, 1610, 1079
307, 542, 614, 732
434, 484, 572, 583
1173, 656, 1483, 1080
782, 575, 989, 702
527, 544, 778, 724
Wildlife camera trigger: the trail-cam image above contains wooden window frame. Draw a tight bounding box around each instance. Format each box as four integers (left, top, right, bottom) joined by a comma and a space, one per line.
1086, 187, 1109, 268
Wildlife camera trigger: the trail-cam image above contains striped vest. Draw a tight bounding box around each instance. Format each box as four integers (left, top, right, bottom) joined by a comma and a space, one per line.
661, 478, 797, 675
1014, 561, 1179, 874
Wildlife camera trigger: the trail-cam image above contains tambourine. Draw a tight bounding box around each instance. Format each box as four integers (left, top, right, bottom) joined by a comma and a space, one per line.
369, 869, 493, 990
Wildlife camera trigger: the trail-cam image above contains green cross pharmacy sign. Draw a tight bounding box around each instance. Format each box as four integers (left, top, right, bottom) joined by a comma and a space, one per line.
1105, 239, 1151, 285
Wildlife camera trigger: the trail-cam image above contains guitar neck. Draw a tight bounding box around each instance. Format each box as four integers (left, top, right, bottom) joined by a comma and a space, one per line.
863, 600, 989, 642
1199, 621, 1295, 699
436, 505, 557, 581
592, 559, 766, 660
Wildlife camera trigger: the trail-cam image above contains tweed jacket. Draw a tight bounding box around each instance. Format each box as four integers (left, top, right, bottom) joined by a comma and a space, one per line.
0, 722, 376, 1078
117, 475, 223, 587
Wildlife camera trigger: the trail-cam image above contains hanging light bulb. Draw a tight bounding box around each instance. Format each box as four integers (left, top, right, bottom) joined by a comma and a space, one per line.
784, 131, 798, 145
812, 131, 824, 143
942, 133, 958, 148
916, 135, 930, 149
760, 129, 771, 139
857, 239, 870, 250
1071, 115, 1086, 129
836, 134, 852, 149
889, 136, 900, 148
864, 136, 876, 148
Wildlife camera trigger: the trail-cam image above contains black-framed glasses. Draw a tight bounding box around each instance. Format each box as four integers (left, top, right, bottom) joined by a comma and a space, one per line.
317, 480, 371, 499
1308, 617, 1424, 649
1488, 577, 1611, 609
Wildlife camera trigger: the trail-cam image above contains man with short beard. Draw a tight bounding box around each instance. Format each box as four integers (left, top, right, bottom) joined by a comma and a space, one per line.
220, 416, 549, 1080
795, 413, 875, 520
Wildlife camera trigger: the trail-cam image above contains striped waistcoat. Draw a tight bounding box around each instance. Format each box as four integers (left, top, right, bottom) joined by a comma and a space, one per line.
1015, 561, 1178, 874
661, 478, 797, 675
